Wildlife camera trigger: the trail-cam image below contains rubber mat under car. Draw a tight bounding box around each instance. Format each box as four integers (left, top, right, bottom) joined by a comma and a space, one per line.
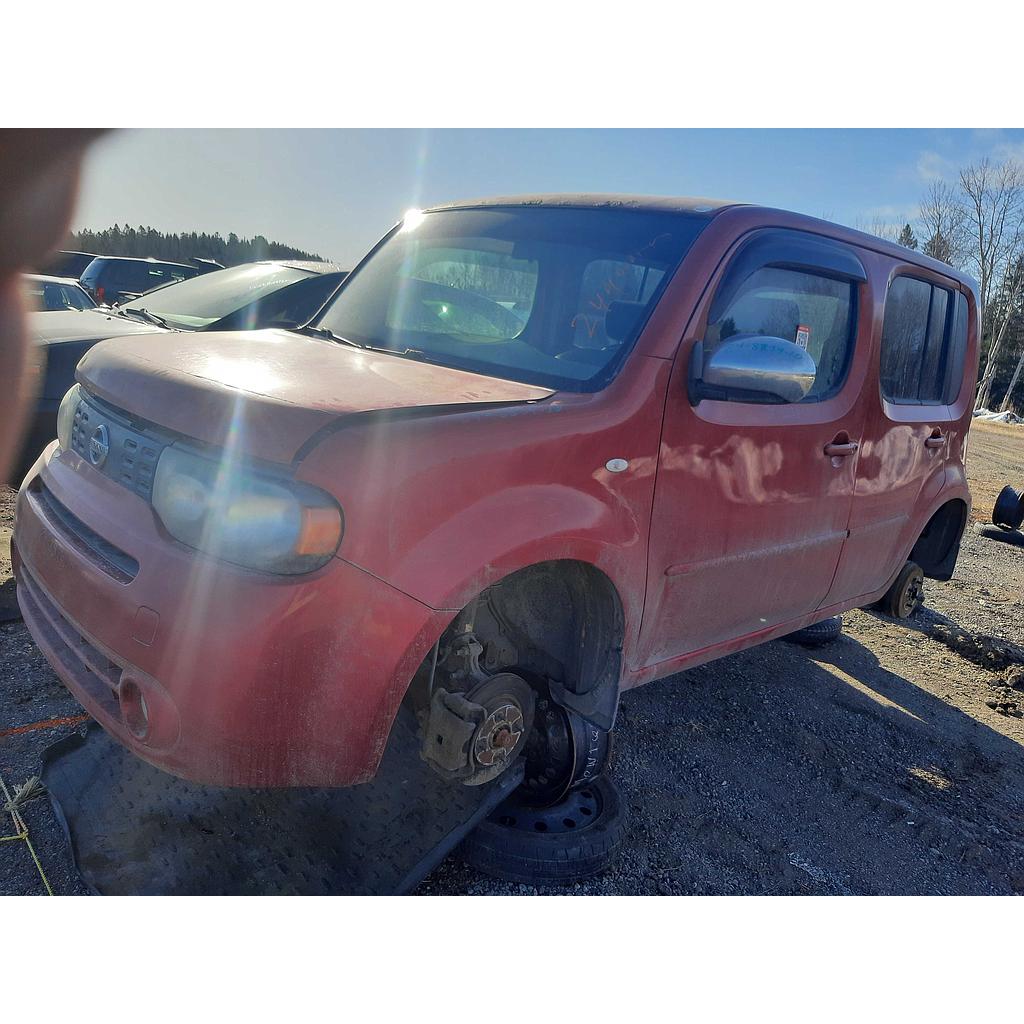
41, 712, 522, 895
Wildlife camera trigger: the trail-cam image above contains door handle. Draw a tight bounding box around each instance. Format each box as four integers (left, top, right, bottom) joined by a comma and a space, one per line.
823, 440, 859, 457
925, 431, 946, 449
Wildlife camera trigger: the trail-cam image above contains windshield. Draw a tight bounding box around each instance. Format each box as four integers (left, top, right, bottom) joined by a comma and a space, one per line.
315, 206, 709, 391
126, 263, 311, 329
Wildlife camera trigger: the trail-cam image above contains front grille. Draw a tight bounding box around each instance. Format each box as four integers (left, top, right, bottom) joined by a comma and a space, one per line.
17, 564, 122, 716
71, 392, 167, 501
28, 480, 139, 583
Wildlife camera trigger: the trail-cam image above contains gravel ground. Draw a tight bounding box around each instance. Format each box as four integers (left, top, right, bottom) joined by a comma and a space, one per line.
3, 419, 1024, 896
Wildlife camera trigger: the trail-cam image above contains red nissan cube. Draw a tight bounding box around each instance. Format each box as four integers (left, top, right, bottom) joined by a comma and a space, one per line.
13, 195, 979, 801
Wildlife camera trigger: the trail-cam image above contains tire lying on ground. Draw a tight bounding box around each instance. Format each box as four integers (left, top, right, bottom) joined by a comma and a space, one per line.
877, 561, 925, 619
459, 774, 625, 885
992, 485, 1024, 531
780, 615, 843, 647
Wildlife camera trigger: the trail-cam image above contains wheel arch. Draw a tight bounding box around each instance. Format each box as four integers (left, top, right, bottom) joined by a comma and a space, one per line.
909, 496, 969, 581
407, 557, 627, 732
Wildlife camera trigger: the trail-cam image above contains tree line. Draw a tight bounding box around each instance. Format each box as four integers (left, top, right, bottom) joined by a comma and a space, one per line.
858, 160, 1024, 413
66, 224, 324, 268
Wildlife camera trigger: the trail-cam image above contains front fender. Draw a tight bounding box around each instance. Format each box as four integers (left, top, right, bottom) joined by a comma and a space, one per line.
381, 482, 643, 611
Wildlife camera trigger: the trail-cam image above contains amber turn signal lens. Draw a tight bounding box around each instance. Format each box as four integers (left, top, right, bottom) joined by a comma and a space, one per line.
295, 505, 343, 557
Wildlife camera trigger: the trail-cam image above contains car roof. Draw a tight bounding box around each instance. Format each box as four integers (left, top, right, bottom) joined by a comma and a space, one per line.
424, 193, 978, 295
24, 273, 87, 286
426, 193, 737, 215
85, 255, 197, 269
251, 259, 348, 275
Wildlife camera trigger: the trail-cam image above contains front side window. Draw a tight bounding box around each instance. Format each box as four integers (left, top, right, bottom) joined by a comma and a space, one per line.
316, 206, 710, 391
704, 266, 856, 401
880, 276, 955, 404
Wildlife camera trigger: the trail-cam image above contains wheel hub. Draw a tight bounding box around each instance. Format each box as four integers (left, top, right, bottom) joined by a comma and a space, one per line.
473, 703, 525, 767
461, 673, 536, 786
900, 570, 925, 616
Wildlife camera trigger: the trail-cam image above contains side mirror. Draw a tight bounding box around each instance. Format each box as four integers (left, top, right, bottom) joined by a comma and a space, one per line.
693, 333, 816, 404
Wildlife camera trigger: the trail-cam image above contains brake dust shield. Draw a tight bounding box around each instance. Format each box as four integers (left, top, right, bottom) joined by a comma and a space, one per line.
41, 713, 522, 895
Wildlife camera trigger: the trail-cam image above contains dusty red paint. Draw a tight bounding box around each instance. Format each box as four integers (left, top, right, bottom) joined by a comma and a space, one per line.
13, 200, 979, 787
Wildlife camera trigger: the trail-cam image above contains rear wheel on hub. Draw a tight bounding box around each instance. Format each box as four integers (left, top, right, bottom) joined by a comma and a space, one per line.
878, 561, 925, 619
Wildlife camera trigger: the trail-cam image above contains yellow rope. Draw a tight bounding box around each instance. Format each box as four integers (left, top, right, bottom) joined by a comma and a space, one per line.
0, 770, 54, 896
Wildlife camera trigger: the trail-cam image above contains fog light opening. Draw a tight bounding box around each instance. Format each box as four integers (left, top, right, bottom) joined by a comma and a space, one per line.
119, 678, 150, 740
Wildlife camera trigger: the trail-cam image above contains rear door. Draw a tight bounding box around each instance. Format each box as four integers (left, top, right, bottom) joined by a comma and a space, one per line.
637, 228, 875, 668
825, 268, 972, 602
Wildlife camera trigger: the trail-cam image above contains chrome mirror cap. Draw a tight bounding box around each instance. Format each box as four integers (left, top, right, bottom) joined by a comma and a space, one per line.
703, 334, 816, 403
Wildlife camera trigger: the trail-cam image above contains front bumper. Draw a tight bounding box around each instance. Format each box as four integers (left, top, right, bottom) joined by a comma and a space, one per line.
14, 443, 445, 786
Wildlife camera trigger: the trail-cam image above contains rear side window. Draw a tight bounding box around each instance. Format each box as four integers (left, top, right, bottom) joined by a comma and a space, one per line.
880, 276, 963, 404
124, 263, 192, 293
705, 266, 856, 401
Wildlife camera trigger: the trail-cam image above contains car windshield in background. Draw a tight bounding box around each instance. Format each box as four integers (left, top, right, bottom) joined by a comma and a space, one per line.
127, 263, 312, 329
315, 206, 710, 391
24, 279, 95, 311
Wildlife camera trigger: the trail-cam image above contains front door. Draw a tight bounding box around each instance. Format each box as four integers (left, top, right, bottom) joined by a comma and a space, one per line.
636, 228, 874, 670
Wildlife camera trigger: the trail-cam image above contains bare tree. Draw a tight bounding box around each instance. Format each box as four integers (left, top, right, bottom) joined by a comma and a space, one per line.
996, 258, 1024, 411
917, 180, 967, 267
958, 159, 1024, 409
853, 215, 903, 243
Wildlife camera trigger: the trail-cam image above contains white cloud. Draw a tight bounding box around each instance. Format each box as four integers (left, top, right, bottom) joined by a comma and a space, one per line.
992, 139, 1024, 165
916, 150, 956, 182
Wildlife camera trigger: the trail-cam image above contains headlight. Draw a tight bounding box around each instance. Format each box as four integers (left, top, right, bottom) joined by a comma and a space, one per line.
152, 445, 343, 574
56, 383, 82, 452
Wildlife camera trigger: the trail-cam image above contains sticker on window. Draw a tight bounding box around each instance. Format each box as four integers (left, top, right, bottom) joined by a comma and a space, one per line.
795, 324, 811, 350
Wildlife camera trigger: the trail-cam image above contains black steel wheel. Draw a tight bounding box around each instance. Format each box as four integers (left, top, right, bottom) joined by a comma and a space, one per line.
459, 774, 625, 885
878, 561, 925, 619
780, 615, 844, 647
992, 485, 1024, 531
517, 699, 612, 807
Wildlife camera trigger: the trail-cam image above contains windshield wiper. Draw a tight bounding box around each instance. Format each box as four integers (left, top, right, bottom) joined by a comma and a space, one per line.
298, 325, 366, 349
124, 307, 171, 329
391, 348, 443, 364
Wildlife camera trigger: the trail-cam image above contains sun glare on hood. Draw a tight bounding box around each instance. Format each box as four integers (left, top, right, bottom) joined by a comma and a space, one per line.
198, 353, 283, 393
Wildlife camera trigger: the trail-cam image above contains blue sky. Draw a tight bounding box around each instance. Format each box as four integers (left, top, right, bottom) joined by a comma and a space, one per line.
74, 129, 1024, 266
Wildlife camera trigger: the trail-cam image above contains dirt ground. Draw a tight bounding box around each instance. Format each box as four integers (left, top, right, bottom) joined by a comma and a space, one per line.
3, 418, 1024, 896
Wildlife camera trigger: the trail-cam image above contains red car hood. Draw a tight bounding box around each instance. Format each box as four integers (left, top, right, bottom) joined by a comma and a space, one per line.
76, 329, 553, 463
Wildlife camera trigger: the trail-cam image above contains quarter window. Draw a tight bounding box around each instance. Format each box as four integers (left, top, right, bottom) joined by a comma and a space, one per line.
880, 276, 959, 404
705, 266, 856, 401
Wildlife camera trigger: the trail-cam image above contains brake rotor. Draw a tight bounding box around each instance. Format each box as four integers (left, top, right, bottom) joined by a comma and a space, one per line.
518, 699, 611, 807
462, 673, 536, 787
